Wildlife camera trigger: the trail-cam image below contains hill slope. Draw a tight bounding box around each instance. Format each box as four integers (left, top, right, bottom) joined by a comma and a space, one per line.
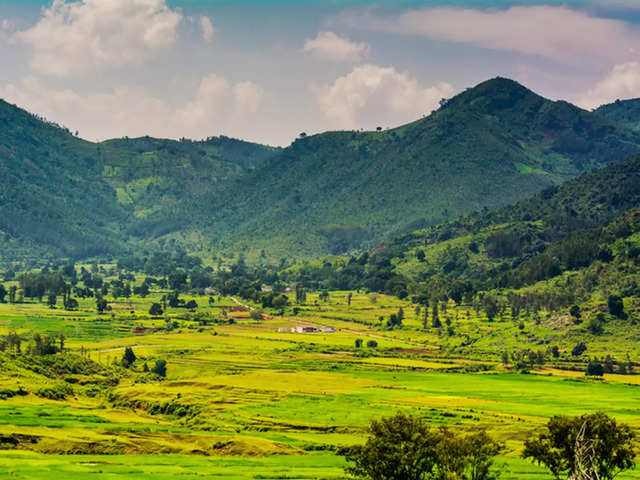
288, 151, 640, 303
4, 77, 640, 262
596, 98, 640, 131
155, 78, 640, 259
0, 99, 279, 260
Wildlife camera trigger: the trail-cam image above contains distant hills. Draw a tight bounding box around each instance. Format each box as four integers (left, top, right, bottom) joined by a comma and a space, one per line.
0, 99, 279, 261
2, 77, 640, 262
596, 98, 640, 131
147, 78, 640, 260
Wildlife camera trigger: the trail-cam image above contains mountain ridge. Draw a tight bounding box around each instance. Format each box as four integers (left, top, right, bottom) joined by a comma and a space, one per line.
3, 77, 640, 262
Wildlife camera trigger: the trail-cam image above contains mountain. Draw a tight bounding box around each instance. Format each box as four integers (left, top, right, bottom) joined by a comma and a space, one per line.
596, 98, 640, 131
0, 99, 279, 261
285, 151, 640, 304
4, 77, 640, 263
150, 78, 640, 260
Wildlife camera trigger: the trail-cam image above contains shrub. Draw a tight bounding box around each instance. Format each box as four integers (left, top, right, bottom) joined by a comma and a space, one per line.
572, 342, 587, 356
151, 360, 167, 377
149, 303, 163, 316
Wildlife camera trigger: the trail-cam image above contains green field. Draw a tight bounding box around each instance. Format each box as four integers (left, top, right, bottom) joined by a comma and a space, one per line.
1, 288, 640, 479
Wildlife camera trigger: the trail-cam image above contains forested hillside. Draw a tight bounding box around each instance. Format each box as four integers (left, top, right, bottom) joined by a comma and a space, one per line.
596, 98, 640, 131
0, 100, 279, 260
286, 152, 640, 309
152, 78, 640, 260
3, 78, 640, 262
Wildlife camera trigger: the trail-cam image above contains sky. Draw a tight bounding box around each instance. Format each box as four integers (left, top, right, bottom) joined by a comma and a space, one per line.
1, 1, 640, 146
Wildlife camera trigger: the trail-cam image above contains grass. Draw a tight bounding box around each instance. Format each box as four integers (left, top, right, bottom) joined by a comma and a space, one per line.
2, 288, 640, 478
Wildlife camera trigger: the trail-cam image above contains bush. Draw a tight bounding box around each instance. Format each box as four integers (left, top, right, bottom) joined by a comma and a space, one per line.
149, 303, 163, 316
366, 340, 378, 348
608, 295, 625, 318
36, 383, 73, 400
586, 359, 605, 376
121, 347, 136, 368
588, 313, 605, 335
151, 359, 167, 377
572, 342, 587, 356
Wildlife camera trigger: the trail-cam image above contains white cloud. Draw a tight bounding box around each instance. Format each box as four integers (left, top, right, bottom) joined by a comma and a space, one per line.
303, 31, 370, 63
0, 74, 265, 141
314, 64, 453, 129
14, 0, 183, 77
360, 6, 640, 66
575, 62, 640, 110
200, 16, 215, 42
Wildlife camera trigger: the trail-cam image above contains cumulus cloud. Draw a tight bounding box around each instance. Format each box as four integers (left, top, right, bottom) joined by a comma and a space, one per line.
314, 64, 453, 129
303, 31, 370, 62
358, 6, 640, 65
0, 75, 264, 141
575, 62, 640, 110
13, 0, 183, 77
200, 16, 215, 42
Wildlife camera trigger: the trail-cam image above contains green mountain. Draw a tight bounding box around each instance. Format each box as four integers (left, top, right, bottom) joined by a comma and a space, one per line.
150, 78, 640, 260
4, 77, 640, 263
291, 151, 640, 304
0, 99, 279, 261
596, 98, 640, 131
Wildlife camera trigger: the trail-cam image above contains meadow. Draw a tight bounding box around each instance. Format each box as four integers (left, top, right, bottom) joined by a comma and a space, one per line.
1, 285, 640, 479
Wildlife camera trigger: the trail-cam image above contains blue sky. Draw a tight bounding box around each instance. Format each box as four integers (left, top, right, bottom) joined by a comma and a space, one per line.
1, 0, 640, 145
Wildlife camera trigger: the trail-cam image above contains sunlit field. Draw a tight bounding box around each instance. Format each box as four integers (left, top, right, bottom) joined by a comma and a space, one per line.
1, 284, 640, 479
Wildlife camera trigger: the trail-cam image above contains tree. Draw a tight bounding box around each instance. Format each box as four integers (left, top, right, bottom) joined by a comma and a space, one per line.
347, 292, 353, 308
121, 347, 136, 368
151, 359, 167, 377
149, 303, 163, 316
570, 305, 581, 321
432, 302, 441, 329
483, 295, 500, 321
272, 294, 289, 310
185, 300, 198, 310
96, 297, 108, 313
366, 340, 378, 348
586, 359, 605, 376
47, 293, 57, 308
345, 413, 502, 480
355, 338, 363, 348
608, 295, 625, 318
588, 313, 605, 335
572, 342, 587, 356
0, 284, 6, 303
8, 285, 17, 304
250, 309, 264, 321
295, 285, 306, 304
523, 412, 635, 480
346, 413, 440, 480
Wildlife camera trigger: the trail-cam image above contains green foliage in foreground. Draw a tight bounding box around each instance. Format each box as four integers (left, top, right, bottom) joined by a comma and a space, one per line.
524, 412, 635, 480
345, 413, 502, 480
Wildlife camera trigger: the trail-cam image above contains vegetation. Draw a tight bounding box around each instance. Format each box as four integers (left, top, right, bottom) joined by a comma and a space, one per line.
4, 76, 640, 479
523, 413, 635, 479
345, 413, 502, 480
4, 77, 640, 261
